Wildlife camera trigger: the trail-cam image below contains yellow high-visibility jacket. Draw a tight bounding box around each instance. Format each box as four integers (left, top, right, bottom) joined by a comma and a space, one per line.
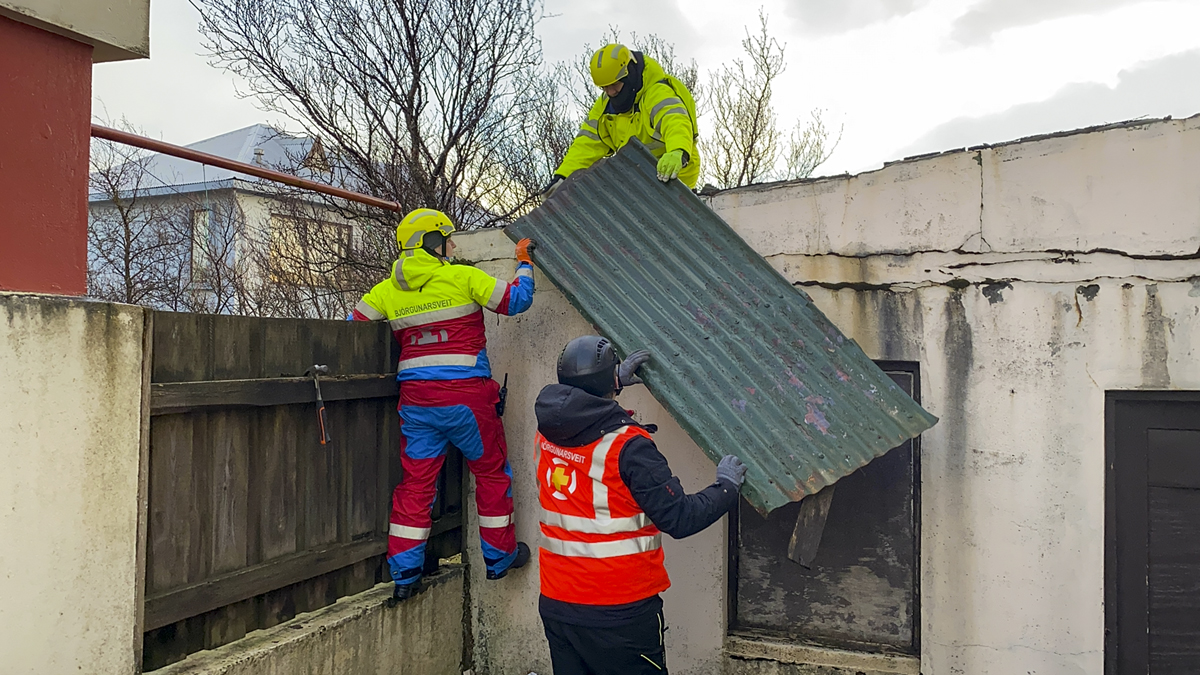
556, 55, 700, 189
352, 248, 535, 381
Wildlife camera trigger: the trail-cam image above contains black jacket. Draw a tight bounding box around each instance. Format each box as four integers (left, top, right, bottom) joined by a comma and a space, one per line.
534, 383, 739, 626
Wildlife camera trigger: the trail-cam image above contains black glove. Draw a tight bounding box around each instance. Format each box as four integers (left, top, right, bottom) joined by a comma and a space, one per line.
618, 349, 651, 387
716, 455, 747, 488
540, 175, 565, 201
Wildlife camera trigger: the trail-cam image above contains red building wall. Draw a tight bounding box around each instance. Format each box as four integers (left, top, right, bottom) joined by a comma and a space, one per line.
0, 14, 92, 295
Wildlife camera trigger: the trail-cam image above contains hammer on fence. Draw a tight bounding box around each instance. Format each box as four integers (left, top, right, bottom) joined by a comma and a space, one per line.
305, 365, 331, 445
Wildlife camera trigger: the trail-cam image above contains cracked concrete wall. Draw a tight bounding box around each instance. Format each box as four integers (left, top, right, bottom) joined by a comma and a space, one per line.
454, 113, 1200, 675
707, 114, 1200, 675
0, 293, 148, 674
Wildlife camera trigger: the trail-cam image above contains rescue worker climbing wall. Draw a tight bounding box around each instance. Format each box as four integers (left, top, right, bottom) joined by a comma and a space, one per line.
353, 208, 536, 600
545, 43, 701, 196
535, 336, 747, 674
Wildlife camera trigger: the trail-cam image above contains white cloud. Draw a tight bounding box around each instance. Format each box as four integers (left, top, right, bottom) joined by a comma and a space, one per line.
784, 0, 933, 35
895, 49, 1200, 157
950, 0, 1150, 45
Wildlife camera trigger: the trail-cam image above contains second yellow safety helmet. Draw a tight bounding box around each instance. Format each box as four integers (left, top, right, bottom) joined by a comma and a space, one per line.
590, 44, 634, 87
395, 208, 456, 251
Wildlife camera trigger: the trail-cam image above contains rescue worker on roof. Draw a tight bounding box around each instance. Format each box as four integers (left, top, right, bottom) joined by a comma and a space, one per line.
543, 44, 700, 196
352, 208, 536, 601
535, 336, 747, 674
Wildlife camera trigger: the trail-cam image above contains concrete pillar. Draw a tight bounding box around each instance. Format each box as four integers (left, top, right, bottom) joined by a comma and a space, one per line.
0, 14, 93, 295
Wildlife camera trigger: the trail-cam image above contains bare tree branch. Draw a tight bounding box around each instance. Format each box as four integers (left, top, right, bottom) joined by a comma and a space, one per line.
699, 9, 837, 189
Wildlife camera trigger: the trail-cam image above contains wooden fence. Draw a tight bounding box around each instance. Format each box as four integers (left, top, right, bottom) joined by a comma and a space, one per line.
141, 312, 463, 670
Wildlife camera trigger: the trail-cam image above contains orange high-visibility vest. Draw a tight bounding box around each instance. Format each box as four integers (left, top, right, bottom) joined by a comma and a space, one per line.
537, 425, 671, 605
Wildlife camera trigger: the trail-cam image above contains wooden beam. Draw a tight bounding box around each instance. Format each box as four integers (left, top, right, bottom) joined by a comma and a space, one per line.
151, 374, 398, 415
144, 511, 464, 631
144, 539, 385, 631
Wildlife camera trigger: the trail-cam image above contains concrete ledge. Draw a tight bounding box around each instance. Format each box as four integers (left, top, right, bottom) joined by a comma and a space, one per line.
152, 566, 465, 675
724, 636, 919, 675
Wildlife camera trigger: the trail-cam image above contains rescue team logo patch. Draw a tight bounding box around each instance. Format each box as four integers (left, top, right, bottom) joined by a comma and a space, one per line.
546, 458, 578, 501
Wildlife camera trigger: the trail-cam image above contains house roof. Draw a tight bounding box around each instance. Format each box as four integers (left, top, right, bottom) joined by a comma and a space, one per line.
89, 124, 324, 202
507, 140, 938, 515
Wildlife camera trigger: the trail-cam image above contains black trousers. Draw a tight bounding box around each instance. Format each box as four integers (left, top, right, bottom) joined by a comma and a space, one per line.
542, 608, 667, 675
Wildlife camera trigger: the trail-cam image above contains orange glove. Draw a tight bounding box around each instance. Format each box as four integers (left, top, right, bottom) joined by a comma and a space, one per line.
515, 238, 535, 265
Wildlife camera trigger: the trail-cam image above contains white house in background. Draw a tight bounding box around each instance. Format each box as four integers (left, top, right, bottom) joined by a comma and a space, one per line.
87, 124, 355, 310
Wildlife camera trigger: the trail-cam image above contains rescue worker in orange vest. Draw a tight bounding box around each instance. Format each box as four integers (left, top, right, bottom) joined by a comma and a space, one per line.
535, 335, 747, 674
353, 208, 536, 600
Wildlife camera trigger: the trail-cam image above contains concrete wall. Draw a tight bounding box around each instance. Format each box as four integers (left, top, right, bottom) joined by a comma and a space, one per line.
0, 0, 150, 61
454, 114, 1200, 675
711, 115, 1200, 675
151, 570, 466, 675
0, 293, 149, 674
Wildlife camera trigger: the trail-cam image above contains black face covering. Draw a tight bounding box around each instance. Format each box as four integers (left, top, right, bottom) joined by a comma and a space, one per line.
605, 51, 645, 115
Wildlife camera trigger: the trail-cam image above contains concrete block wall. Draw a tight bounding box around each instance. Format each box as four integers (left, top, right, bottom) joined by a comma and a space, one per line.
0, 293, 149, 675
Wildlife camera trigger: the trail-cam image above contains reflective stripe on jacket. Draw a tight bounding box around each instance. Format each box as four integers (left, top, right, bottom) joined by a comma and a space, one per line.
537, 425, 671, 605
556, 54, 700, 189
352, 248, 534, 381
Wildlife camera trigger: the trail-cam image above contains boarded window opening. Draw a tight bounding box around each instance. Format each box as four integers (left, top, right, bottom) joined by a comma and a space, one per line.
730, 362, 920, 655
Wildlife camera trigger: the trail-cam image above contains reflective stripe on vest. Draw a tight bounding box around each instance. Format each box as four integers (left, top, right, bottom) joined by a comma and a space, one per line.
397, 353, 477, 371
541, 533, 662, 559
388, 303, 480, 330
540, 508, 650, 534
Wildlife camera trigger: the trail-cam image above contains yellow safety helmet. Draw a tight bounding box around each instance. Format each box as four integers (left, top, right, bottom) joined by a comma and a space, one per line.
395, 208, 456, 251
590, 44, 635, 88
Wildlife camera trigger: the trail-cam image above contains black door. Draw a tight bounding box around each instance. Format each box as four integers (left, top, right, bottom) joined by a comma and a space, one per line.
1107, 393, 1200, 674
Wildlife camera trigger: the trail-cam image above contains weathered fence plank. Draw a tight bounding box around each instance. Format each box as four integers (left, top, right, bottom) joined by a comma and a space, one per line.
144, 538, 386, 631
142, 311, 462, 671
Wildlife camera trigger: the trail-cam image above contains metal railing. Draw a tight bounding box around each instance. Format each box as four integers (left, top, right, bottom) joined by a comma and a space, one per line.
91, 124, 404, 213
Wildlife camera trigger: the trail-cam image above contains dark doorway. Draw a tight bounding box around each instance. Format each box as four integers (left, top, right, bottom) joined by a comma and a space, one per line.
730, 363, 920, 654
1107, 392, 1200, 674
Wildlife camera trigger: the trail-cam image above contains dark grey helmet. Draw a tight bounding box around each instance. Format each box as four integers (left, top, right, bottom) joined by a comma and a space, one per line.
557, 335, 620, 397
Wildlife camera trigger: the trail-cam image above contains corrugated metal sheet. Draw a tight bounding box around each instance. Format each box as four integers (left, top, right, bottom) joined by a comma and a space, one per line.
507, 141, 938, 515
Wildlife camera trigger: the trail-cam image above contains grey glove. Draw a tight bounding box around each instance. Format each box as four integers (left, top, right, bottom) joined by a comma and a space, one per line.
716, 455, 747, 488
618, 349, 651, 387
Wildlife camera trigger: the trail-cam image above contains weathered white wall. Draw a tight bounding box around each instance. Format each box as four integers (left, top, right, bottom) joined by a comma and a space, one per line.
708, 115, 1200, 675
0, 293, 148, 674
0, 0, 150, 61
457, 114, 1200, 675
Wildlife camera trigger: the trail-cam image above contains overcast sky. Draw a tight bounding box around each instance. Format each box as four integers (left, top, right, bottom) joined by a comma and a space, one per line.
92, 0, 1200, 177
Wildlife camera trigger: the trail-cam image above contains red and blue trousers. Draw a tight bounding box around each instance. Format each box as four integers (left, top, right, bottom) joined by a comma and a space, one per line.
387, 377, 518, 586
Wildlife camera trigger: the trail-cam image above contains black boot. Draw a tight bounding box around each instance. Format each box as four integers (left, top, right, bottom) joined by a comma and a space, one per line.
387, 580, 421, 607
486, 542, 531, 580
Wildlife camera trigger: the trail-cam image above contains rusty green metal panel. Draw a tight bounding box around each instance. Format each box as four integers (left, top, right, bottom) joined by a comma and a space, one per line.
507, 141, 938, 515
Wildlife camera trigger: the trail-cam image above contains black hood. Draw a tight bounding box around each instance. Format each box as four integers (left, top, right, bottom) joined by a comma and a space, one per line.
604, 51, 645, 115
535, 383, 640, 447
